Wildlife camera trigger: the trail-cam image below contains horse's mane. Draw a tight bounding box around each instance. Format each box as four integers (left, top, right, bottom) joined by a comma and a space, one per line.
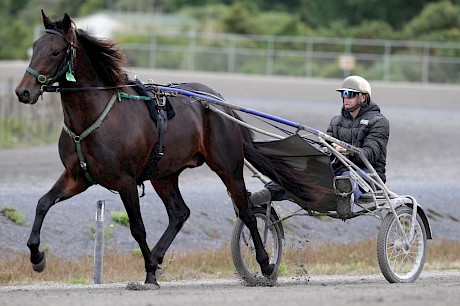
45, 14, 127, 86
75, 29, 127, 85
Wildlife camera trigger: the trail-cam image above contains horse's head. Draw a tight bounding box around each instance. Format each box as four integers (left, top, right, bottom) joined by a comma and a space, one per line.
15, 10, 76, 104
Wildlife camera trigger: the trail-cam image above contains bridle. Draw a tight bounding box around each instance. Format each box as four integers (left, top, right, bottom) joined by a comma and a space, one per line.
25, 29, 77, 92
25, 29, 136, 94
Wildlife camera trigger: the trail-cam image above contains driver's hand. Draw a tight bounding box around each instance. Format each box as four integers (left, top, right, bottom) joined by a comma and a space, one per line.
332, 143, 350, 155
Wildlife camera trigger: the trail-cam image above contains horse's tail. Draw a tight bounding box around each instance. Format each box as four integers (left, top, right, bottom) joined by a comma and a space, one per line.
239, 121, 325, 205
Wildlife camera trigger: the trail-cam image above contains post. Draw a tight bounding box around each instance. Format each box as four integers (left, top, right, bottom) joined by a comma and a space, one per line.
93, 200, 105, 284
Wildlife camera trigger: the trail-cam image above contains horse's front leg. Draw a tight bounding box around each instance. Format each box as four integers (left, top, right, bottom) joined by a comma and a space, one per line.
118, 181, 159, 287
27, 171, 90, 272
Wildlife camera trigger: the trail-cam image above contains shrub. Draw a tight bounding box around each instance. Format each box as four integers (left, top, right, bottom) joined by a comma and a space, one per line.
1, 207, 26, 225
111, 211, 130, 227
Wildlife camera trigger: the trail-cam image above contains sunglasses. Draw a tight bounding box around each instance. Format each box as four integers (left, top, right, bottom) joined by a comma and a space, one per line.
341, 90, 359, 99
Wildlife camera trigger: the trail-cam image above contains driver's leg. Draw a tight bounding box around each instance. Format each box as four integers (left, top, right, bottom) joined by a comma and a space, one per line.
249, 181, 289, 206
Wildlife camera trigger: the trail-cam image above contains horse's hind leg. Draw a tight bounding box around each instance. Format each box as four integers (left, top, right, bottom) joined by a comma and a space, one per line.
27, 171, 90, 272
149, 174, 190, 269
206, 157, 274, 277
227, 177, 274, 276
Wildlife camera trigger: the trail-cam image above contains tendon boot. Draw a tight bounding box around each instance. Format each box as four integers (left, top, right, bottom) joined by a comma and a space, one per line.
249, 187, 272, 207
334, 176, 354, 219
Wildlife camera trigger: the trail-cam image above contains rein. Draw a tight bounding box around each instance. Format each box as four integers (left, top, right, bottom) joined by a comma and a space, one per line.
43, 84, 139, 93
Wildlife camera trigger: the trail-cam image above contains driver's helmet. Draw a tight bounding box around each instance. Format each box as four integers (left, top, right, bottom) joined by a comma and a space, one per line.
336, 75, 372, 98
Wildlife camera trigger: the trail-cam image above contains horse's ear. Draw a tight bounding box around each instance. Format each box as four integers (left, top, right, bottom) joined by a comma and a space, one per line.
41, 9, 53, 29
63, 13, 72, 34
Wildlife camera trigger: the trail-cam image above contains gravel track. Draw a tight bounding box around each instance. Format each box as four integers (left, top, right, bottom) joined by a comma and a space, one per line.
1, 72, 459, 304
0, 271, 459, 306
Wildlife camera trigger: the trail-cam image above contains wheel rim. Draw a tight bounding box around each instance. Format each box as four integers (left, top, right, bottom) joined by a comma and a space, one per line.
385, 212, 425, 280
238, 216, 280, 277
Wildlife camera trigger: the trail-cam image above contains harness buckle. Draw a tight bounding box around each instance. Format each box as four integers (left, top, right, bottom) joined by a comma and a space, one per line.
80, 161, 87, 170
37, 74, 48, 84
158, 95, 166, 107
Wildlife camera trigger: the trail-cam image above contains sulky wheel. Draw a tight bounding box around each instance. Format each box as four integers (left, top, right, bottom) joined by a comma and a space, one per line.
377, 205, 427, 283
231, 206, 283, 286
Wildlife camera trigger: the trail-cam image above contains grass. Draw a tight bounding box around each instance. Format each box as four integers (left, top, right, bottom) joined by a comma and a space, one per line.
111, 211, 130, 227
0, 118, 61, 148
0, 239, 458, 286
90, 227, 113, 241
1, 207, 26, 225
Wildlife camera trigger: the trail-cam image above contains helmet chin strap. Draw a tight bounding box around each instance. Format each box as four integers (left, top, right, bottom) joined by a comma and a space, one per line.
344, 93, 362, 112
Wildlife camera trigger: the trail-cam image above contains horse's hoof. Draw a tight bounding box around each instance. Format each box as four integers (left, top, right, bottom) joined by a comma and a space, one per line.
32, 254, 47, 273
261, 263, 275, 277
265, 270, 278, 286
126, 281, 160, 290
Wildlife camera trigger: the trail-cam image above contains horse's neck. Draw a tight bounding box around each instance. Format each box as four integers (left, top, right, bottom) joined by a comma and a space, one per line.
59, 54, 114, 134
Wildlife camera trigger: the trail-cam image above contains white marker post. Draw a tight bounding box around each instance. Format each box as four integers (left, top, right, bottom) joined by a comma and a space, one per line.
93, 200, 105, 284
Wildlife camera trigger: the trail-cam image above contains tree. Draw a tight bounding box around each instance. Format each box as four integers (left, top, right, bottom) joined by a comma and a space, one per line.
220, 1, 262, 34
403, 0, 460, 40
298, 0, 434, 30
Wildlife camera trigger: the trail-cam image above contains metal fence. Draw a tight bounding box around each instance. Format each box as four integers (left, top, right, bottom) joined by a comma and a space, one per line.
119, 31, 460, 84
2, 32, 459, 148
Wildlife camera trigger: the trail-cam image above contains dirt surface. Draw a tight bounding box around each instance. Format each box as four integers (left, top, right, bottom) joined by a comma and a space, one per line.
1, 72, 460, 303
0, 271, 459, 306
1, 75, 459, 257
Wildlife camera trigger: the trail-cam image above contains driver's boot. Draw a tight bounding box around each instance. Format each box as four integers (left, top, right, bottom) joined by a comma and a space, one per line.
249, 187, 271, 207
334, 176, 354, 218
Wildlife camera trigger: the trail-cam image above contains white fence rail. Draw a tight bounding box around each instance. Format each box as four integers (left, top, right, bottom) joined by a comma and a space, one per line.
118, 32, 460, 84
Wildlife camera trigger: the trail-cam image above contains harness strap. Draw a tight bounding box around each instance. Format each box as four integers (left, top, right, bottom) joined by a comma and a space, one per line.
62, 93, 118, 184
117, 91, 168, 160
117, 92, 168, 178
117, 92, 151, 101
154, 95, 168, 159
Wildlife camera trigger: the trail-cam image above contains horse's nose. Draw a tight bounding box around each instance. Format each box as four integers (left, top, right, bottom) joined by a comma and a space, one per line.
16, 88, 30, 103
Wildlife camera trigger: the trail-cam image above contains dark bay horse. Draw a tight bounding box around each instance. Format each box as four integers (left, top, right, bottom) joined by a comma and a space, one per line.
15, 11, 322, 288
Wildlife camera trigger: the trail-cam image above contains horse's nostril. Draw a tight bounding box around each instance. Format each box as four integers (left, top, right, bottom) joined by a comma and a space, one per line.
16, 89, 31, 103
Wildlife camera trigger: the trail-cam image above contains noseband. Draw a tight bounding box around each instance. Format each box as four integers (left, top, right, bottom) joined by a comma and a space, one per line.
26, 29, 77, 90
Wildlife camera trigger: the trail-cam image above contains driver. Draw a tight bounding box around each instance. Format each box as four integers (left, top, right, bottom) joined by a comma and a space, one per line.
249, 75, 390, 214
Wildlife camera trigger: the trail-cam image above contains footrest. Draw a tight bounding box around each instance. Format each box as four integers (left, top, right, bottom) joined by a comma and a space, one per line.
359, 190, 385, 200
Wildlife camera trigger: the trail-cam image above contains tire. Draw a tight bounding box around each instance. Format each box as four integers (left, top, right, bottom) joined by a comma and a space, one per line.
377, 205, 427, 283
231, 206, 283, 286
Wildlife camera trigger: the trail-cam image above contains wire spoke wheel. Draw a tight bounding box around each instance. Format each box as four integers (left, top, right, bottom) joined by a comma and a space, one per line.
377, 206, 427, 283
231, 207, 283, 286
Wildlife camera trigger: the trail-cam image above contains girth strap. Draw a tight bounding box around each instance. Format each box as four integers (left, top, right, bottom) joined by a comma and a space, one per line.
62, 93, 118, 184
117, 91, 169, 160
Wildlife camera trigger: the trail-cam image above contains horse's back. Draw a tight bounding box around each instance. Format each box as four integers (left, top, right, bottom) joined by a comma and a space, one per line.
151, 82, 244, 177
173, 82, 222, 97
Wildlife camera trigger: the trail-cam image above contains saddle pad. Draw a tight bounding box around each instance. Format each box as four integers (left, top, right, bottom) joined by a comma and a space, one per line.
129, 79, 176, 124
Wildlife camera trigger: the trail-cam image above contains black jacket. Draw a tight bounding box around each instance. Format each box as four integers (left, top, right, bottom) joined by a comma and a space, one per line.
326, 100, 389, 182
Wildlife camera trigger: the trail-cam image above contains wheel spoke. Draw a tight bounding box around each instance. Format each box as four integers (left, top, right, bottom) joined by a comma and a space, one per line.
232, 210, 283, 285
377, 206, 427, 283
388, 214, 424, 276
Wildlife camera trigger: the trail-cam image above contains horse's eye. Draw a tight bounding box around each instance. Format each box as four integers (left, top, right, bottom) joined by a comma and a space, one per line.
51, 50, 60, 57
